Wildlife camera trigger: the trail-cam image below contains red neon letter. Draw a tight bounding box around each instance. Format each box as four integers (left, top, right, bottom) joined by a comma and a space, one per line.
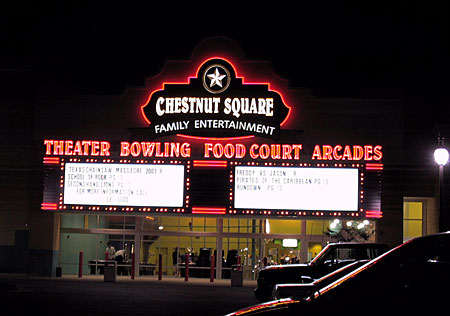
73, 141, 83, 155
169, 142, 179, 157
311, 145, 322, 160
271, 145, 281, 159
224, 144, 235, 159
141, 142, 155, 157
292, 144, 302, 159
204, 143, 213, 158
236, 144, 246, 158
82, 141, 91, 156
130, 142, 141, 157
323, 145, 333, 160
333, 145, 343, 160
353, 146, 364, 160
364, 145, 373, 161
213, 143, 224, 158
54, 141, 64, 155
155, 143, 164, 157
91, 141, 100, 156
259, 144, 270, 159
164, 143, 170, 157
100, 141, 110, 156
64, 140, 74, 155
282, 145, 293, 160
120, 142, 130, 156
249, 144, 259, 159
44, 140, 53, 155
373, 145, 383, 161
342, 145, 352, 160
181, 143, 191, 158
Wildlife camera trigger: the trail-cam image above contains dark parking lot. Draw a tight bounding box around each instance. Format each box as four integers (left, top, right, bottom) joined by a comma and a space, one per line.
0, 274, 257, 316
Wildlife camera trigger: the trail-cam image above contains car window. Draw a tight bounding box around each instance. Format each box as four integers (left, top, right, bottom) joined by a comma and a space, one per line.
365, 247, 383, 259
309, 247, 332, 266
310, 244, 386, 266
321, 248, 355, 265
400, 239, 450, 265
426, 241, 450, 263
335, 248, 355, 262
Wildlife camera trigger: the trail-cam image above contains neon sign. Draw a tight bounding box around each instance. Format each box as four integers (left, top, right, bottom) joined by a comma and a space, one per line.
141, 58, 291, 138
42, 139, 383, 218
44, 140, 111, 156
43, 139, 383, 161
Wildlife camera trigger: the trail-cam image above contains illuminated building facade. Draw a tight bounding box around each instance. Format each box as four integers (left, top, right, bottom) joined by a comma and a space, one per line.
0, 38, 440, 277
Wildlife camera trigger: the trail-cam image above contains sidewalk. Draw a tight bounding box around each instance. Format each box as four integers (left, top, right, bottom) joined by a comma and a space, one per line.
2, 273, 257, 287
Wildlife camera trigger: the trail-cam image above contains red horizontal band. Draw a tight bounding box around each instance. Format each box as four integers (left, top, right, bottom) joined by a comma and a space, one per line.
366, 163, 383, 170
192, 207, 226, 215
41, 203, 58, 210
193, 160, 227, 168
43, 157, 60, 164
366, 210, 383, 218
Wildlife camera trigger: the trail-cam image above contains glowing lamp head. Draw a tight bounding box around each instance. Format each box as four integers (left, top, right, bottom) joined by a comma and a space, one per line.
434, 147, 449, 166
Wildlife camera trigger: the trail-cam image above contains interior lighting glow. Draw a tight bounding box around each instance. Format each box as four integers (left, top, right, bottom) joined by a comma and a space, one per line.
265, 219, 270, 234
282, 239, 298, 248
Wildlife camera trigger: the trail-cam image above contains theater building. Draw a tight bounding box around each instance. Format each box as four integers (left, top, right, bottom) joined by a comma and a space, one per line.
0, 38, 442, 277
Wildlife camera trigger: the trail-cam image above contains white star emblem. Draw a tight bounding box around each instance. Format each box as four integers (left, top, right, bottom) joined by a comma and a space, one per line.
207, 68, 226, 88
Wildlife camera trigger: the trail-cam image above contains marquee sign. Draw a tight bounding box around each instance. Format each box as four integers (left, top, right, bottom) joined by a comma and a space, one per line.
141, 58, 291, 138
43, 140, 383, 162
42, 139, 383, 219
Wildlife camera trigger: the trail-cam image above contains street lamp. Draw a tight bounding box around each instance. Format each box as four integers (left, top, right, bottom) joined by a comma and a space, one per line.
434, 137, 449, 232
434, 147, 449, 166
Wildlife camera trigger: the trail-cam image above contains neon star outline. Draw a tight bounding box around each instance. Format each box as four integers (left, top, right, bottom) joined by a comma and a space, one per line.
207, 68, 226, 88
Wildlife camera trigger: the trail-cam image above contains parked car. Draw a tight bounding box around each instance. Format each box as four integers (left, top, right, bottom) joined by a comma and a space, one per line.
227, 232, 450, 316
254, 242, 388, 301
271, 259, 369, 300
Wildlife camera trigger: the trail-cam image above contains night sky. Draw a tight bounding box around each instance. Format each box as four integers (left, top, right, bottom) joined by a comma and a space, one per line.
2, 0, 450, 148
3, 1, 449, 98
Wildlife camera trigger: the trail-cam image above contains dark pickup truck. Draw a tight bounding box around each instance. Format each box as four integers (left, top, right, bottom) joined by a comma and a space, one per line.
254, 242, 389, 301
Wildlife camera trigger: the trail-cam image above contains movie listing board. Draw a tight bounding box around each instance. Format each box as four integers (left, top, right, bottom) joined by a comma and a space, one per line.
234, 166, 359, 211
63, 163, 185, 207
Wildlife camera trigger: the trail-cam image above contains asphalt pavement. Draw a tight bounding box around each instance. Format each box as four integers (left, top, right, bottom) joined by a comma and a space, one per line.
0, 274, 258, 316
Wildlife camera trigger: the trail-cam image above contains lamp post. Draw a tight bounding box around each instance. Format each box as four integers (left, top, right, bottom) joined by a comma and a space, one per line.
434, 137, 449, 232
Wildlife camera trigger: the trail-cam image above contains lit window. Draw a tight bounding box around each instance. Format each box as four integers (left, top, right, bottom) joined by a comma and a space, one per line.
403, 201, 423, 242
